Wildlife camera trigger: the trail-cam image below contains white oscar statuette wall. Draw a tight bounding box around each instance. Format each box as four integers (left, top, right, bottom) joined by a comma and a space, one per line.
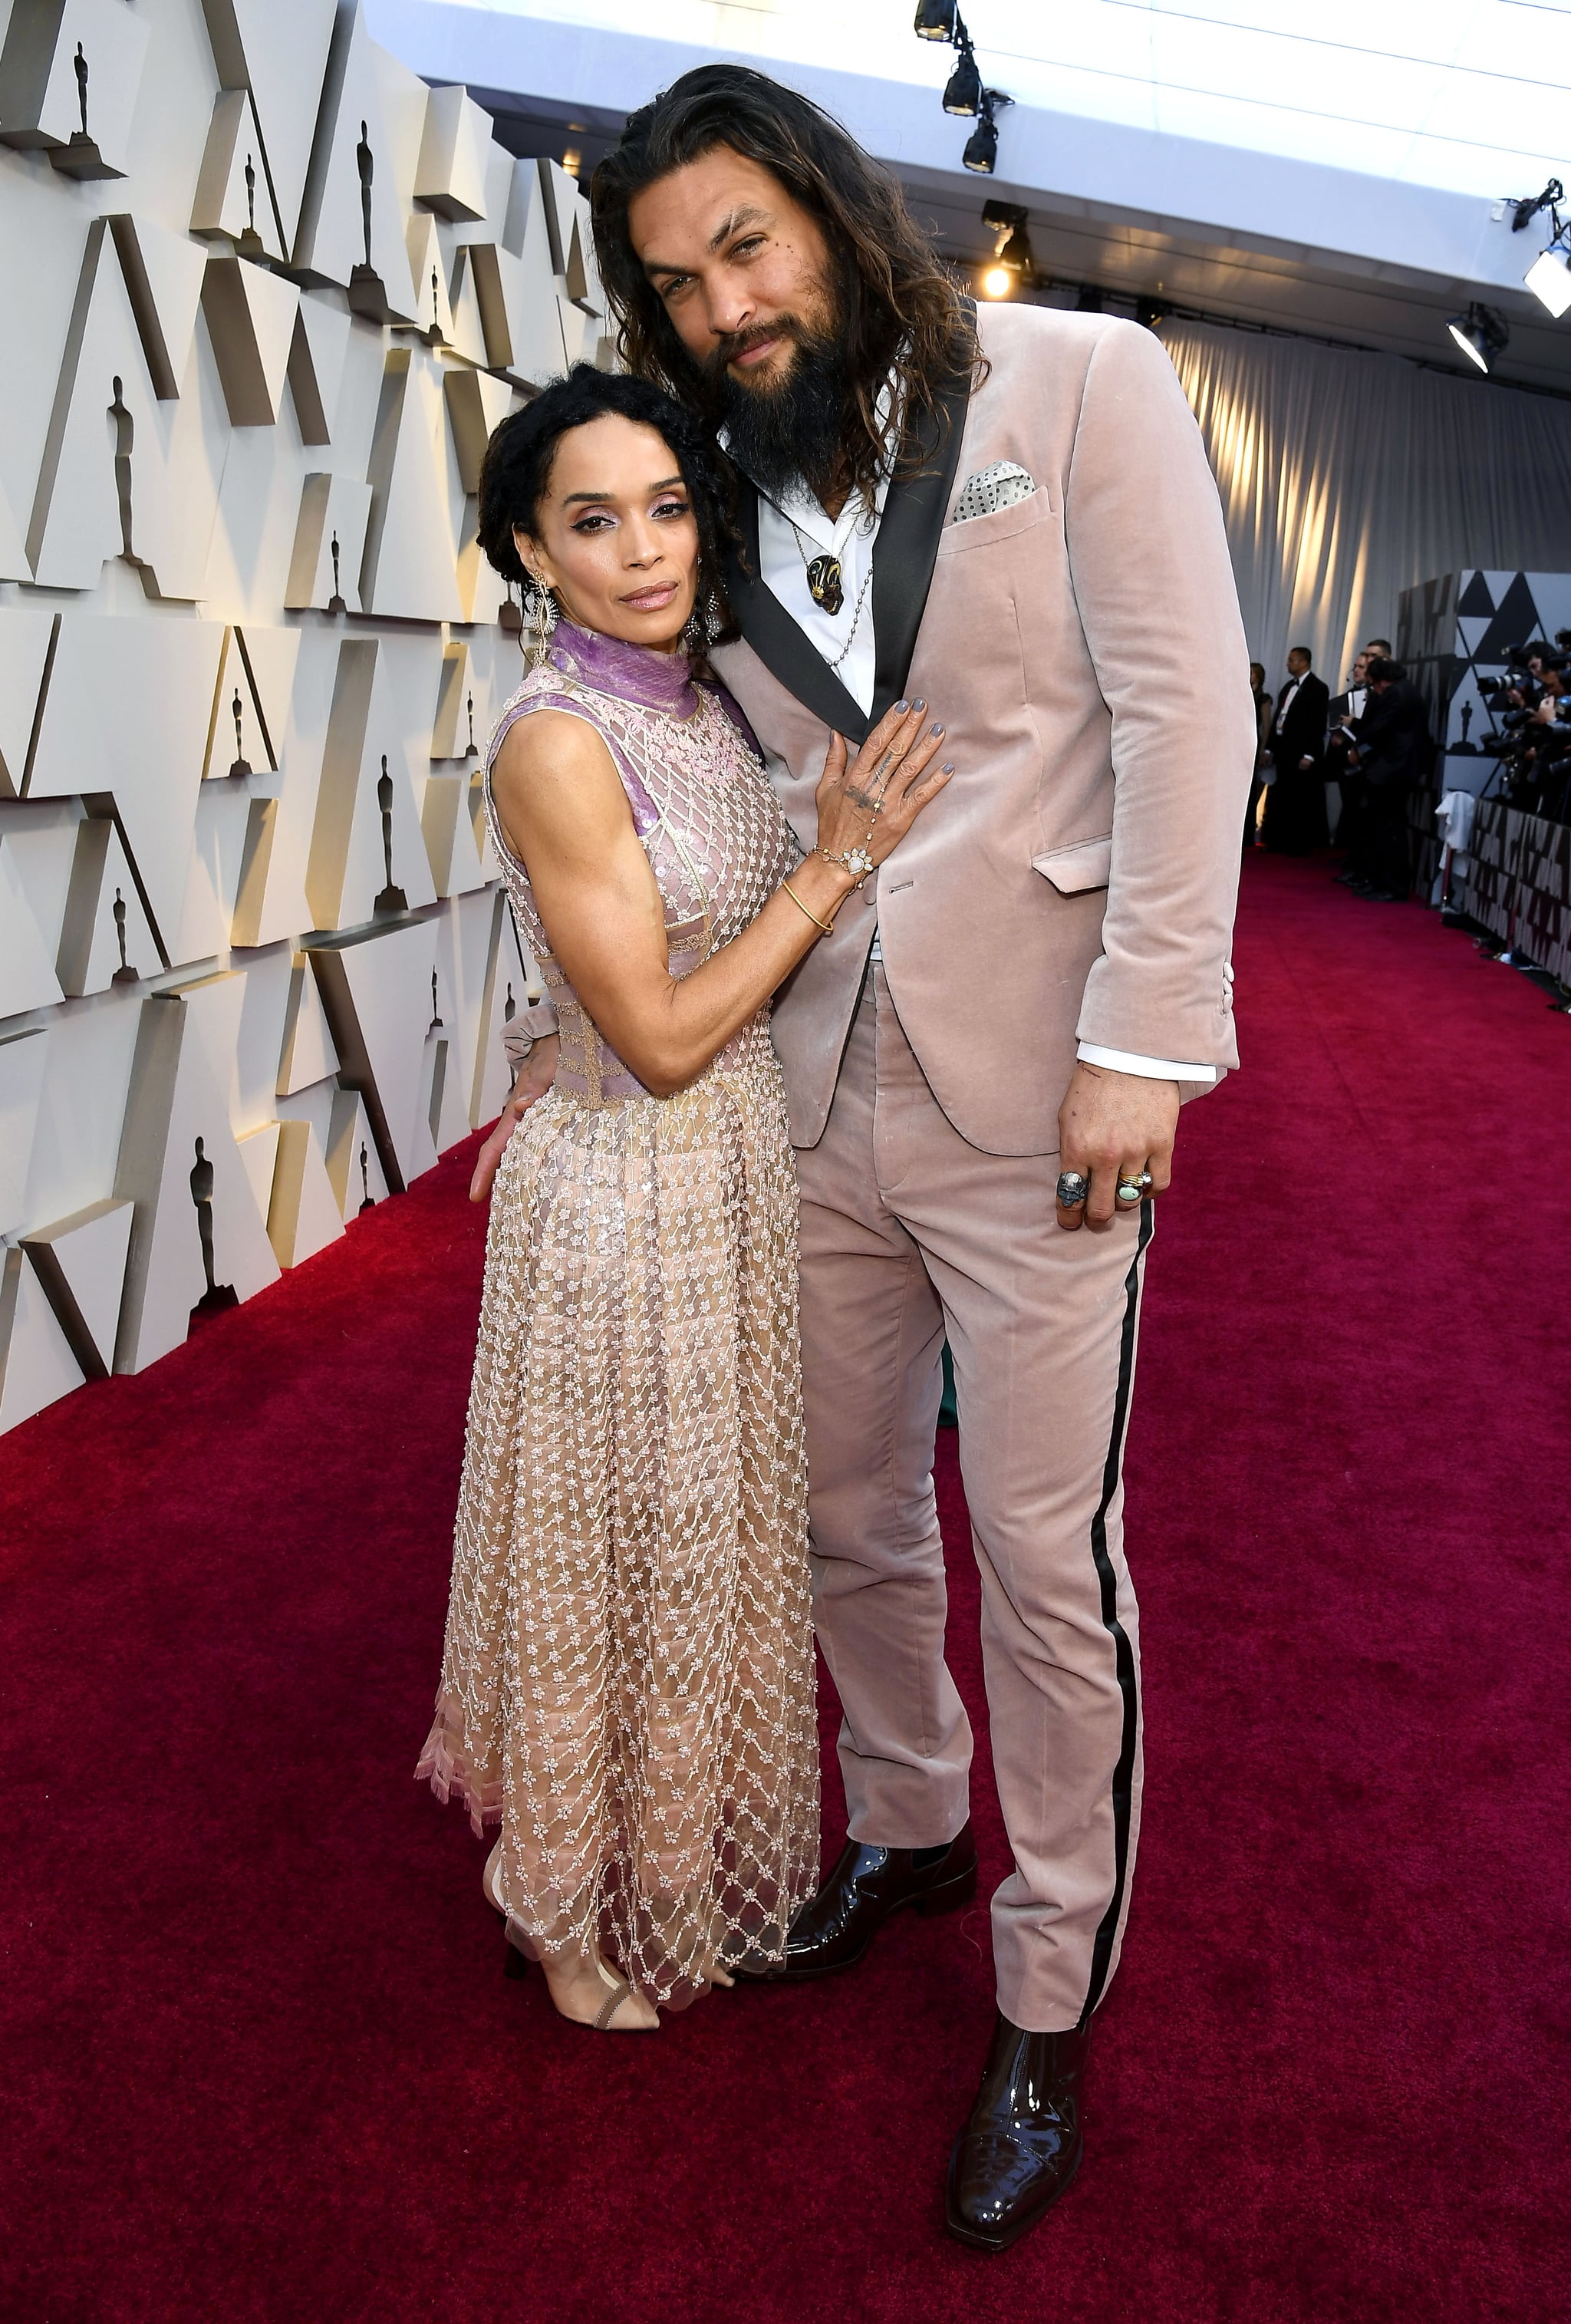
0, 0, 603, 1432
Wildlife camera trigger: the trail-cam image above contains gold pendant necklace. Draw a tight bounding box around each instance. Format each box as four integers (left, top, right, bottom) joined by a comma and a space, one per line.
805, 552, 844, 616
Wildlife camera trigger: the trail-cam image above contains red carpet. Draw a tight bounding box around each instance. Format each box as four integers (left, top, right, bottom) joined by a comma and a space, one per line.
2, 856, 1567, 2323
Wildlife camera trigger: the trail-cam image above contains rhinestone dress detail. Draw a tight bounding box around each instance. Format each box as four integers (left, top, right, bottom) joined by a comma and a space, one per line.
416, 621, 819, 2006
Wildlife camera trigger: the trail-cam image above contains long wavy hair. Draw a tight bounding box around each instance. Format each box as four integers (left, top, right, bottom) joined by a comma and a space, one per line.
590, 66, 982, 506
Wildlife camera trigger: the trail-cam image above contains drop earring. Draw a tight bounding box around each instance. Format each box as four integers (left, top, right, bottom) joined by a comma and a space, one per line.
682, 585, 723, 657
525, 579, 558, 669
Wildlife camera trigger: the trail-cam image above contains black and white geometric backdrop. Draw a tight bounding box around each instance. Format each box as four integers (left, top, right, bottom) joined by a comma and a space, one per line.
1398, 569, 1571, 799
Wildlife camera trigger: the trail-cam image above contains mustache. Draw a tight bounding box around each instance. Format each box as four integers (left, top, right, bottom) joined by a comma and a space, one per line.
703, 315, 814, 384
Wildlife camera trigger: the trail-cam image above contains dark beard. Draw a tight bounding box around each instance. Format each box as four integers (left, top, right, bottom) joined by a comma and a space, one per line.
710, 315, 851, 508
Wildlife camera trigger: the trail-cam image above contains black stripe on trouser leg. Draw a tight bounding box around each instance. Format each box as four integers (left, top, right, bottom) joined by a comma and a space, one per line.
1078, 1198, 1154, 2029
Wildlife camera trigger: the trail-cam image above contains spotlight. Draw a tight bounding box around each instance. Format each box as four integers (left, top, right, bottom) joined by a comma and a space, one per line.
1447, 303, 1510, 374
1526, 239, 1571, 318
963, 90, 1011, 175
943, 40, 981, 117
981, 265, 1012, 299
914, 0, 957, 36
982, 199, 1033, 280
963, 107, 996, 174
1136, 295, 1166, 330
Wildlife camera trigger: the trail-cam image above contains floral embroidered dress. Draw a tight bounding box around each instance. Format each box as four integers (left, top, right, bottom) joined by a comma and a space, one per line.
417, 620, 819, 2006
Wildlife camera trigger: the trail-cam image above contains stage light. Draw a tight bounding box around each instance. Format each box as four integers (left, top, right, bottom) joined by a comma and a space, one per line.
943, 44, 981, 116
982, 199, 1033, 281
963, 91, 1011, 175
914, 0, 957, 37
963, 110, 997, 173
1447, 303, 1510, 374
1525, 242, 1571, 318
981, 264, 1012, 299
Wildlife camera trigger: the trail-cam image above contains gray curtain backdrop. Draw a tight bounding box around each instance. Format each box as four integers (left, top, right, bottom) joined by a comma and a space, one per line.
1159, 319, 1571, 693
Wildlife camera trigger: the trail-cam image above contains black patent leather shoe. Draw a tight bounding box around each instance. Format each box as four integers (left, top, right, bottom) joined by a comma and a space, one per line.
946, 2012, 1089, 2253
736, 1821, 977, 1982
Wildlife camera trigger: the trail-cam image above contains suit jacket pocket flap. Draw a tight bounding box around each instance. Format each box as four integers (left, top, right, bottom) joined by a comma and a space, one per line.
1033, 835, 1112, 894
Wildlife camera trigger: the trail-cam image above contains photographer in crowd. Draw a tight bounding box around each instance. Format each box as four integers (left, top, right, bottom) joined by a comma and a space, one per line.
1342, 656, 1430, 900
1478, 636, 1571, 824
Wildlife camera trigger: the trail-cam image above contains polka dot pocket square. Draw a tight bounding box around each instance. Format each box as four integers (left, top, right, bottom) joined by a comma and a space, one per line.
950, 460, 1037, 522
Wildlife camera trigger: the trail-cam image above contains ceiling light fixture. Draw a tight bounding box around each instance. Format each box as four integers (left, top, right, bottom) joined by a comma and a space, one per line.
942, 31, 981, 117
981, 265, 1012, 299
963, 90, 1013, 176
1507, 176, 1571, 315
918, 7, 1012, 170
982, 199, 1034, 282
1447, 303, 1510, 374
1526, 240, 1571, 318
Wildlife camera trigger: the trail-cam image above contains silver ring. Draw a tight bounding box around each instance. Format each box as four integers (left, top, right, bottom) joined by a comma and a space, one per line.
1056, 1171, 1089, 1208
1115, 1179, 1144, 1205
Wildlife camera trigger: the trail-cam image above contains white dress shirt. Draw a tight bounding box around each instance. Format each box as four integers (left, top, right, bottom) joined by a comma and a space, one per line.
750, 470, 1217, 1086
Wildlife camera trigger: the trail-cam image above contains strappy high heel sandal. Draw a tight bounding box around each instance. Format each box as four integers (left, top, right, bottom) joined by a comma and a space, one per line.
482, 1841, 656, 2029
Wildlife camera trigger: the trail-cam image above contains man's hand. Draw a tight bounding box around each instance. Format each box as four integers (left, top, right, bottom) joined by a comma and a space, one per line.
1056, 1061, 1180, 1231
469, 1035, 559, 1202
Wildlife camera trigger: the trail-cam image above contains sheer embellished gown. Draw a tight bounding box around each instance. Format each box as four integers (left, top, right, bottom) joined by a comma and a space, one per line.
417, 620, 820, 2008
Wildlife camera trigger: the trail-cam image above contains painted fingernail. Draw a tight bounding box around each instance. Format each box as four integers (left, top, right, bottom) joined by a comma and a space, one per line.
941, 762, 955, 773
911, 698, 927, 713
930, 723, 945, 737
894, 699, 910, 714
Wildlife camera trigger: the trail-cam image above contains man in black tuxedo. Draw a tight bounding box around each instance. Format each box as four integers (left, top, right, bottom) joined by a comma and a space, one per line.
1329, 639, 1392, 879
1263, 646, 1329, 855
1347, 655, 1430, 898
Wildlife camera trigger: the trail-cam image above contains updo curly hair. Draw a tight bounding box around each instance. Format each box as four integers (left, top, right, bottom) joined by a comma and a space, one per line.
476, 364, 738, 644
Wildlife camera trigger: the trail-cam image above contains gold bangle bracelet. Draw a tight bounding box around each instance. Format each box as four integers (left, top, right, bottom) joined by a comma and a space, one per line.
781, 878, 835, 938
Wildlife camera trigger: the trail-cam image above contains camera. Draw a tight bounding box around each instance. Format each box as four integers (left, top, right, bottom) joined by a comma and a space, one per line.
1480, 690, 1571, 818
1464, 639, 1571, 819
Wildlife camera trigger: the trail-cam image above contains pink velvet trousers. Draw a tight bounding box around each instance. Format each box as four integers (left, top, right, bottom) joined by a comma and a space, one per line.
795, 966, 1150, 2032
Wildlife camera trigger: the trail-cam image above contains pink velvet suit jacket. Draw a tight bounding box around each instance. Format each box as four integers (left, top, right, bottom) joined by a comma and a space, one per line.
710, 303, 1256, 1158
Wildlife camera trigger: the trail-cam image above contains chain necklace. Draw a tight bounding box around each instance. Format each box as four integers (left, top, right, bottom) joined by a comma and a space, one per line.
825, 563, 874, 673
785, 511, 872, 673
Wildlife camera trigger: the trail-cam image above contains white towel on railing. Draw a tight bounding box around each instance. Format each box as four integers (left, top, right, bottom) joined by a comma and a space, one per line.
1436, 790, 1476, 871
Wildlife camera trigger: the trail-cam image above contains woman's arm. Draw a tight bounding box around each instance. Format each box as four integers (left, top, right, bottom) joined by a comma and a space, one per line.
492, 699, 948, 1099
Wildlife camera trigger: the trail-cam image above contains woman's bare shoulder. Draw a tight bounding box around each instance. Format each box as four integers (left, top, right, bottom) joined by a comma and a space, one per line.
493, 701, 620, 780
491, 703, 631, 853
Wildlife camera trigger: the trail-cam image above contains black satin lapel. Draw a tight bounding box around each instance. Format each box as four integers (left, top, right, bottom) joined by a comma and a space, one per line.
723, 480, 871, 743
868, 358, 973, 724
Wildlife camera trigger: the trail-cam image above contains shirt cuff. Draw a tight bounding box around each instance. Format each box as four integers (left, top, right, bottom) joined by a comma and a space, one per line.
1076, 1042, 1217, 1083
